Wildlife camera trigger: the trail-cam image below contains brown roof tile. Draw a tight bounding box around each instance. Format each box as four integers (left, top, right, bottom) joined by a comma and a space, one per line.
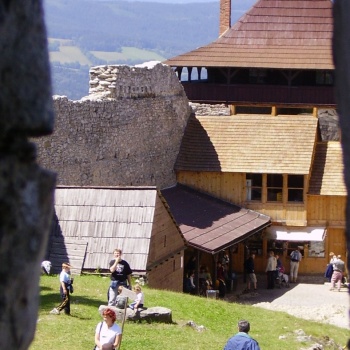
175, 114, 318, 174
309, 142, 346, 195
164, 0, 333, 69
161, 184, 270, 254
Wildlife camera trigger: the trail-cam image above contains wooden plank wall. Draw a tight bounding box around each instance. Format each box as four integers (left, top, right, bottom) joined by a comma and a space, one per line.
49, 237, 88, 275
177, 171, 307, 225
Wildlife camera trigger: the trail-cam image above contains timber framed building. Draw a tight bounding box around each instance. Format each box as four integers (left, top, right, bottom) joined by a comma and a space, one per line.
164, 0, 346, 275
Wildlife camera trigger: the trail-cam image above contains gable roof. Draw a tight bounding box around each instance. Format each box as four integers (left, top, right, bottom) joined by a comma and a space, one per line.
308, 142, 346, 196
164, 0, 333, 69
161, 184, 270, 254
175, 114, 318, 174
52, 186, 185, 273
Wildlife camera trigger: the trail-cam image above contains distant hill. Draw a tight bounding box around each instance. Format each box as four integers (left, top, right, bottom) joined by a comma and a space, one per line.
43, 0, 255, 99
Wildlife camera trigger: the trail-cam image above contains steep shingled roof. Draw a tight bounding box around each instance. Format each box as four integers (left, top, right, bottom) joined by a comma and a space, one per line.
51, 186, 186, 273
309, 142, 346, 195
161, 184, 270, 254
175, 114, 318, 174
164, 0, 333, 69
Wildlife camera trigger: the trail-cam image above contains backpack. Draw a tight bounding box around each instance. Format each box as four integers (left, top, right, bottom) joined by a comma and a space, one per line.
291, 251, 299, 261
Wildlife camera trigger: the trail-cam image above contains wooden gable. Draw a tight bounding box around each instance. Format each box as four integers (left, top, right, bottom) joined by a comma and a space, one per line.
175, 114, 318, 174
50, 186, 185, 274
164, 0, 333, 69
309, 141, 346, 196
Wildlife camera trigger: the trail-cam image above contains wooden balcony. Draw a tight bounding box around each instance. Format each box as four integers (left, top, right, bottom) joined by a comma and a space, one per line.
182, 82, 336, 107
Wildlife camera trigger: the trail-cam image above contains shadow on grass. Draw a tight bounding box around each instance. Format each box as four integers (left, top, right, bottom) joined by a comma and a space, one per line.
39, 292, 106, 320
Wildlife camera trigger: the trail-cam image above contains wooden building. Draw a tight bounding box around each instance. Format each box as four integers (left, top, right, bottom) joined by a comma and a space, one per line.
48, 186, 186, 292
164, 0, 346, 274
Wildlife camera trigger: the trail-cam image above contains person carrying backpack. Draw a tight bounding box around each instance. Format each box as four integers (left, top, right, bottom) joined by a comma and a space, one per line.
290, 247, 302, 283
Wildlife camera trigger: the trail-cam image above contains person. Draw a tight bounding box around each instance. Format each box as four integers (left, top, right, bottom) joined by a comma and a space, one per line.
330, 255, 345, 292
324, 252, 337, 282
186, 255, 196, 273
199, 265, 213, 293
222, 250, 230, 267
244, 253, 257, 291
216, 261, 226, 298
223, 319, 260, 350
108, 249, 132, 306
41, 260, 52, 275
115, 286, 127, 309
275, 253, 284, 277
265, 250, 277, 289
128, 284, 145, 310
290, 247, 302, 283
188, 270, 196, 294
50, 262, 73, 315
94, 307, 122, 350
183, 271, 195, 294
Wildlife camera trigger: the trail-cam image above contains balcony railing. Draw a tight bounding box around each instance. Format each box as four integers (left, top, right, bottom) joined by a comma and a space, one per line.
182, 82, 336, 107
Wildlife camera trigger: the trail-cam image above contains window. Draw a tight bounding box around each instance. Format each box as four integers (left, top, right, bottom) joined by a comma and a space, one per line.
308, 241, 325, 258
288, 175, 304, 202
267, 174, 283, 202
246, 173, 262, 201
246, 234, 263, 256
316, 71, 333, 85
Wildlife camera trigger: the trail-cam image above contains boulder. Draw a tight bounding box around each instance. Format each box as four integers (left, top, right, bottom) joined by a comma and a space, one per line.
98, 305, 172, 323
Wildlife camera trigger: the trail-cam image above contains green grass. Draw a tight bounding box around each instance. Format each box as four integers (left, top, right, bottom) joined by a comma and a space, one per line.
91, 47, 166, 62
29, 275, 348, 350
48, 38, 166, 65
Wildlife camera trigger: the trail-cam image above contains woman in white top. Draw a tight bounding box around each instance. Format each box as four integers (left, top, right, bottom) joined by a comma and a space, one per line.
94, 308, 122, 350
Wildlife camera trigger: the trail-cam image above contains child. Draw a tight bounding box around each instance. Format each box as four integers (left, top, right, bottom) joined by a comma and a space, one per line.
115, 285, 127, 309
128, 284, 144, 311
50, 262, 73, 315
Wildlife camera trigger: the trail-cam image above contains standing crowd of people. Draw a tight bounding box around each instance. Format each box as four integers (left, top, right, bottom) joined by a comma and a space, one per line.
46, 246, 346, 350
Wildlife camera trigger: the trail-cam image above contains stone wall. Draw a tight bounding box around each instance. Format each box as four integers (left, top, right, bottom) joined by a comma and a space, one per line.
34, 63, 192, 189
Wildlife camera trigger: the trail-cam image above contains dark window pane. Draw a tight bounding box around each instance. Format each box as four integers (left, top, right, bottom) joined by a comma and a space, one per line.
246, 173, 262, 186
267, 174, 283, 187
288, 189, 303, 202
267, 188, 282, 202
288, 175, 304, 188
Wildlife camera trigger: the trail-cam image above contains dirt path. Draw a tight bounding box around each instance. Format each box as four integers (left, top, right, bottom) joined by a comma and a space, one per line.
225, 275, 349, 329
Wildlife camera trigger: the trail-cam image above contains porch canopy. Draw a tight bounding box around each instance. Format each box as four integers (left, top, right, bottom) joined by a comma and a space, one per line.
265, 226, 326, 242
161, 184, 271, 254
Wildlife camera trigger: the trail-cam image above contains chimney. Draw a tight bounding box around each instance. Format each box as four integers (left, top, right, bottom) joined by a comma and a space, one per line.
219, 0, 231, 36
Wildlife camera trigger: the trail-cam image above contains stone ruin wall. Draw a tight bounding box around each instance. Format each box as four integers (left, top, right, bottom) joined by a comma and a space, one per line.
34, 63, 192, 189
33, 63, 339, 189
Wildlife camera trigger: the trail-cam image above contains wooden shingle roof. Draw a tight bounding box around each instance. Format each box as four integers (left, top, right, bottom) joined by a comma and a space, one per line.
161, 184, 270, 254
52, 186, 185, 273
309, 142, 346, 196
175, 114, 318, 174
164, 0, 333, 69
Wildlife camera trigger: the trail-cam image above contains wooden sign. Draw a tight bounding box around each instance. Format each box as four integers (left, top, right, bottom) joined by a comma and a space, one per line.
119, 286, 137, 299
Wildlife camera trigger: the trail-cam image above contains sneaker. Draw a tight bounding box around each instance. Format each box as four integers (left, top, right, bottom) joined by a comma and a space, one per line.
329, 288, 334, 291
50, 308, 60, 315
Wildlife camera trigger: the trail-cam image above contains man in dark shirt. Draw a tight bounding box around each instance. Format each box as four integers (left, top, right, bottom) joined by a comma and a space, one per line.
244, 253, 257, 291
223, 320, 260, 350
108, 248, 132, 306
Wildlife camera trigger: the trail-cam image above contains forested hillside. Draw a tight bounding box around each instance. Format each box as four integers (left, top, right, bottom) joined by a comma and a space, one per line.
43, 0, 255, 99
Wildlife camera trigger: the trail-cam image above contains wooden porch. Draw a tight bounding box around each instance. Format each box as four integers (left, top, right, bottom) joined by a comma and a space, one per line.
182, 82, 335, 107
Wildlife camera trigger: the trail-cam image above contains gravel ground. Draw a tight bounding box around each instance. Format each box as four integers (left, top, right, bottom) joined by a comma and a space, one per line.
226, 275, 349, 330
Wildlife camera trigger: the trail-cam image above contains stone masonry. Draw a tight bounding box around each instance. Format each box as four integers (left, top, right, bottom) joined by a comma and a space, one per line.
34, 63, 192, 188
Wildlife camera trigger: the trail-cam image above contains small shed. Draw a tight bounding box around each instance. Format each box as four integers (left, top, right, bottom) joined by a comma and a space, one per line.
161, 184, 271, 279
48, 186, 186, 292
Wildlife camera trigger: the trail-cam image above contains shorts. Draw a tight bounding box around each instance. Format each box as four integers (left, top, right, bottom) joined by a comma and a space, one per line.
248, 273, 257, 283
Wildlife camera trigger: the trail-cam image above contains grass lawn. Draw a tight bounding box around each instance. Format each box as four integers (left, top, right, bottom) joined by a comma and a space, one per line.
29, 275, 348, 350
